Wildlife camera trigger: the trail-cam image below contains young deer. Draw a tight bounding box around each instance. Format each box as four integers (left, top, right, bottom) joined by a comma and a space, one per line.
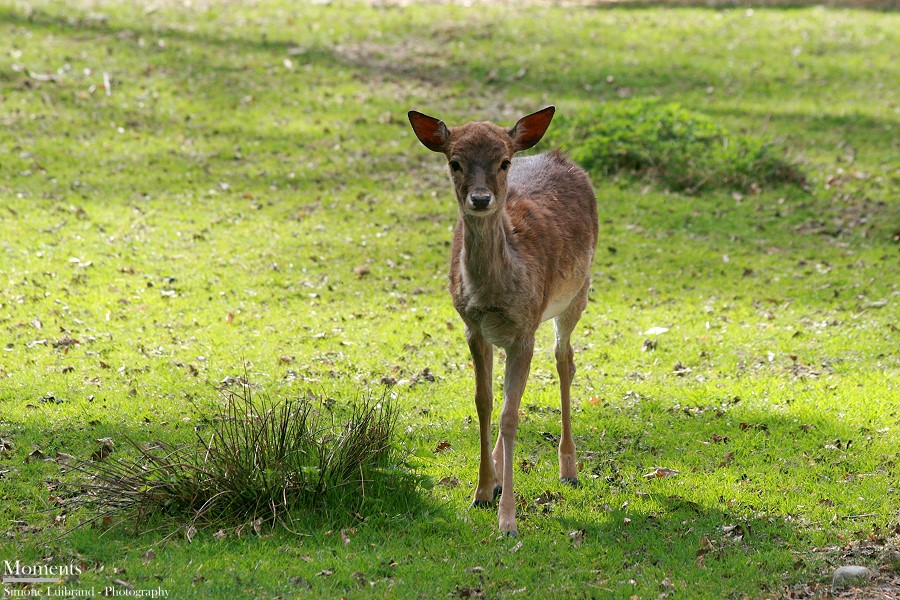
408, 106, 598, 536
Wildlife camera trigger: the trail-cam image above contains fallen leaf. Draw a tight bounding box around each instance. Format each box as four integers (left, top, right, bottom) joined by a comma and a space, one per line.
723, 524, 746, 539
92, 438, 114, 461
697, 535, 713, 557
643, 467, 680, 479
25, 449, 46, 463
569, 529, 585, 548
55, 452, 76, 464
534, 490, 564, 506
672, 362, 692, 376
434, 441, 452, 453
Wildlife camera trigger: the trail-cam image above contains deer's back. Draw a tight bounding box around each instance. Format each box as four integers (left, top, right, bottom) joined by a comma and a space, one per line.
507, 151, 598, 255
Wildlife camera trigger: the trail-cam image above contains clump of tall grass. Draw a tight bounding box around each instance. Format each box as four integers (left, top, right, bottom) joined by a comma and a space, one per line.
550, 99, 805, 193
58, 385, 416, 531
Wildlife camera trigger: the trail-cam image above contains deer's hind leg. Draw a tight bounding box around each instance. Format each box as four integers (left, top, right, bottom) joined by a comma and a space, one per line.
554, 280, 589, 486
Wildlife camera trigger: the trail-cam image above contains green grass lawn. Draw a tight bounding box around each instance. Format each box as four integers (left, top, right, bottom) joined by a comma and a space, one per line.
1, 1, 898, 597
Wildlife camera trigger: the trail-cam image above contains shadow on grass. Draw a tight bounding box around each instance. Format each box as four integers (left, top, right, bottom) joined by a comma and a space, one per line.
4, 5, 897, 158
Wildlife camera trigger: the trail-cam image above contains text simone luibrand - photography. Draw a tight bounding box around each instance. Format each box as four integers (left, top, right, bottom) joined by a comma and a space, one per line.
3, 561, 169, 597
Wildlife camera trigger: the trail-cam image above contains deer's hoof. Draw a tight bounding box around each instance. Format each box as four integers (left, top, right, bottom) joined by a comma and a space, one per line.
472, 485, 502, 508
560, 477, 580, 488
505, 529, 519, 538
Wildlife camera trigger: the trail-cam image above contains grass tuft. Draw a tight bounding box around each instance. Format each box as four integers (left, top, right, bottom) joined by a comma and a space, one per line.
58, 385, 415, 532
550, 99, 806, 193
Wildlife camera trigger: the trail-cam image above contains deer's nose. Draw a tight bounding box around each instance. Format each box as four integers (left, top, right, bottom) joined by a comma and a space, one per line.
470, 192, 492, 210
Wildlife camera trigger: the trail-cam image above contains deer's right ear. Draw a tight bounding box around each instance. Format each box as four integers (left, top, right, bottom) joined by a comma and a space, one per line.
408, 111, 450, 153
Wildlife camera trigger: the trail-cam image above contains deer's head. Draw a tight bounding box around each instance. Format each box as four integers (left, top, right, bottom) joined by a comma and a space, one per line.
408, 107, 555, 217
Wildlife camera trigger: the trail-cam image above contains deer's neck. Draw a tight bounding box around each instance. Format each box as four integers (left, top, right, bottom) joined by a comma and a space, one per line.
460, 211, 518, 294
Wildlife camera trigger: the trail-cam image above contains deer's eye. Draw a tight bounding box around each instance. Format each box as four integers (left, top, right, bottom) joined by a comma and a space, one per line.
449, 160, 462, 172
500, 159, 511, 171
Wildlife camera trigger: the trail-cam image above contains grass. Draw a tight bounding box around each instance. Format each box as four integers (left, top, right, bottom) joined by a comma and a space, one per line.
57, 385, 410, 532
0, 0, 898, 598
549, 99, 806, 192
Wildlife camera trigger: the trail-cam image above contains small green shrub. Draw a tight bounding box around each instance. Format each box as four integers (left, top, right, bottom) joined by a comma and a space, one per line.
550, 99, 805, 193
58, 386, 418, 531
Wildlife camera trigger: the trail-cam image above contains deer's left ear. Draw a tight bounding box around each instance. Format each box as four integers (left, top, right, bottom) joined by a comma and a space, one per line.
509, 106, 555, 152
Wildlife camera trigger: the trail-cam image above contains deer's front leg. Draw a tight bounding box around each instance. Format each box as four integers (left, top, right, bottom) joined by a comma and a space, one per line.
497, 339, 534, 536
468, 329, 499, 506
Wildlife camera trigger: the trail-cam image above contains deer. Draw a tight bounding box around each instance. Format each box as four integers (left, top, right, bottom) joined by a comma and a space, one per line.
407, 106, 599, 536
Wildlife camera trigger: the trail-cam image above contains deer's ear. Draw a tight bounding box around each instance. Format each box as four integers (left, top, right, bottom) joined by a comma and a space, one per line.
509, 106, 555, 152
408, 111, 450, 153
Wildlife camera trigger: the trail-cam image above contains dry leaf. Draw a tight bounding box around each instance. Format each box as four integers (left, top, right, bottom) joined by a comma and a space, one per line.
92, 438, 114, 461
672, 362, 692, 376
55, 452, 76, 464
25, 449, 46, 463
569, 529, 585, 548
697, 536, 713, 557
642, 467, 680, 479
434, 441, 452, 453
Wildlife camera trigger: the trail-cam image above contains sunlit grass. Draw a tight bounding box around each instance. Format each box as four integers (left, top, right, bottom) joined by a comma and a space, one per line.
0, 1, 897, 597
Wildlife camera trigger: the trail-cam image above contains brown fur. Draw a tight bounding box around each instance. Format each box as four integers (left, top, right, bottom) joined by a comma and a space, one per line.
408, 107, 598, 535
